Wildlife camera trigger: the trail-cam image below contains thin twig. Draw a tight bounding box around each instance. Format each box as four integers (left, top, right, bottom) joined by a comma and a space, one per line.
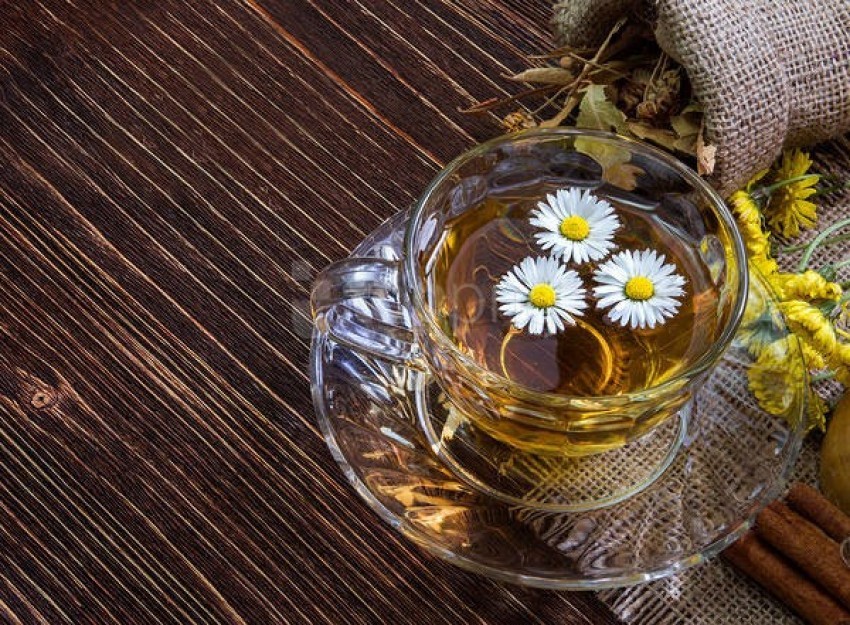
562, 51, 625, 74
459, 84, 561, 114
596, 23, 647, 62
531, 83, 575, 116
539, 93, 583, 128
644, 52, 668, 101
556, 17, 627, 119
528, 45, 598, 60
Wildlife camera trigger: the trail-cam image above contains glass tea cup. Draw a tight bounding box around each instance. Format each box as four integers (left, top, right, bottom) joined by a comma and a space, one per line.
312, 129, 747, 459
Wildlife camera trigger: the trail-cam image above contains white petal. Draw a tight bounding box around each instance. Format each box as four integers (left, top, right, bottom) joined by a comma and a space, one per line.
593, 283, 623, 295
530, 213, 561, 231
543, 255, 562, 279
496, 290, 530, 304
557, 308, 577, 326
528, 310, 545, 335
634, 302, 654, 328
521, 257, 542, 286
500, 302, 530, 315
511, 308, 533, 330
545, 312, 559, 334
597, 293, 626, 309
608, 304, 627, 326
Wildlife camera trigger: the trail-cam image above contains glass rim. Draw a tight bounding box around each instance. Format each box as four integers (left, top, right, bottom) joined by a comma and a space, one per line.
402, 128, 749, 404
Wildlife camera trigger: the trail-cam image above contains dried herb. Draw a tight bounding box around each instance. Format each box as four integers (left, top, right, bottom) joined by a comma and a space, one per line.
468, 17, 717, 175
576, 84, 627, 133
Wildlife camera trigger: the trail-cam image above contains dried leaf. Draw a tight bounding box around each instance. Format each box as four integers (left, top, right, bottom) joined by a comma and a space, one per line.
508, 67, 575, 85
670, 107, 702, 139
668, 102, 703, 155
606, 162, 644, 189
576, 84, 628, 134
696, 129, 717, 176
627, 121, 678, 151
575, 138, 641, 190
673, 135, 698, 155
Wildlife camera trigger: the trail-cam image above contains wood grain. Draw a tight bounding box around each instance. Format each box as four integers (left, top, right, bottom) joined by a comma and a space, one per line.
0, 1, 619, 623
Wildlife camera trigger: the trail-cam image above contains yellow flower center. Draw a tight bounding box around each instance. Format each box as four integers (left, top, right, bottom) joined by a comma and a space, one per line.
528, 283, 557, 308
625, 276, 654, 301
559, 215, 590, 241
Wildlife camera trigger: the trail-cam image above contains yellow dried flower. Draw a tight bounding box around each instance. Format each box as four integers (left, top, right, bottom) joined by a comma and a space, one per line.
502, 110, 537, 133
730, 192, 769, 250
747, 335, 825, 431
729, 189, 759, 224
732, 154, 844, 434
830, 343, 850, 386
764, 149, 820, 238
780, 300, 839, 360
729, 188, 779, 277
752, 255, 779, 278
807, 389, 828, 433
738, 290, 782, 357
767, 270, 842, 302
748, 336, 805, 416
799, 337, 827, 370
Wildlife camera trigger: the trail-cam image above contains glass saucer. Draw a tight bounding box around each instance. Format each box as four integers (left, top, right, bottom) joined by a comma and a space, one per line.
310, 210, 806, 589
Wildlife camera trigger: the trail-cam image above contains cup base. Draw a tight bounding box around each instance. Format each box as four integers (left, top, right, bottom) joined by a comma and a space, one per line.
416, 382, 689, 512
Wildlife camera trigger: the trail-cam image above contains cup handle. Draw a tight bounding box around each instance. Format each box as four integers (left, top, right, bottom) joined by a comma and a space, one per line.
311, 258, 422, 365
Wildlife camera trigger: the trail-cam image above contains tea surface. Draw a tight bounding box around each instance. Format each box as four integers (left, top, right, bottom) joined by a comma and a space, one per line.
428, 189, 720, 397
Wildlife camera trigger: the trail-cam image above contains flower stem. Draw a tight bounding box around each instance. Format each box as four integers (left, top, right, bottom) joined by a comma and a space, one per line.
753, 174, 819, 200
814, 181, 850, 196
797, 217, 850, 272
782, 232, 850, 254
810, 370, 836, 383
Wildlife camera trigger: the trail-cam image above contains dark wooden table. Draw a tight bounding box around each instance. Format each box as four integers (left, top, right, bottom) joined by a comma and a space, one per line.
0, 2, 620, 623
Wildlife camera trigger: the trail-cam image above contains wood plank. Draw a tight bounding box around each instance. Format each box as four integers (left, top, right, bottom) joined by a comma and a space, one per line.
0, 0, 620, 622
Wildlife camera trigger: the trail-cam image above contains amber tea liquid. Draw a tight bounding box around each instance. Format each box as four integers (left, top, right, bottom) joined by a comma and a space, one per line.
427, 187, 721, 451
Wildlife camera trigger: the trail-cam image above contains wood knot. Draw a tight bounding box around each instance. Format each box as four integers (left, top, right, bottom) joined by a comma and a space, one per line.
30, 389, 56, 409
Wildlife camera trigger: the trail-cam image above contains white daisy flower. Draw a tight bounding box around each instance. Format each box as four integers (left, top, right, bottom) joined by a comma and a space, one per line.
495, 256, 588, 335
593, 249, 686, 330
530, 188, 621, 264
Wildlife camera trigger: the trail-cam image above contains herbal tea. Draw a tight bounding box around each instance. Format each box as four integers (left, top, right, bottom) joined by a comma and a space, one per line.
428, 187, 721, 399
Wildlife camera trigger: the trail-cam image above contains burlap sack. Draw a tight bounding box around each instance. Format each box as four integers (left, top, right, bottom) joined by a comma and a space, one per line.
552, 0, 850, 196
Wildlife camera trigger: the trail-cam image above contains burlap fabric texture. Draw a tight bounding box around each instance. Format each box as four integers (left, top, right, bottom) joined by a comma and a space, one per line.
552, 0, 850, 196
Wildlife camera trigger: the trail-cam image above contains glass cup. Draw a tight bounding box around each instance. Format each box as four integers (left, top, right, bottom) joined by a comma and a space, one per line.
312, 129, 747, 460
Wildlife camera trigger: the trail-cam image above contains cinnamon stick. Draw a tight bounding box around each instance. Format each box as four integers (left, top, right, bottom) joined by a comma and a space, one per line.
787, 482, 850, 542
723, 532, 850, 625
756, 502, 850, 611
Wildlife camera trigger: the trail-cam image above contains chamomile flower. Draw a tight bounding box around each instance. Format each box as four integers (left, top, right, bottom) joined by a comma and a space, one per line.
530, 188, 621, 264
593, 249, 686, 330
495, 256, 587, 335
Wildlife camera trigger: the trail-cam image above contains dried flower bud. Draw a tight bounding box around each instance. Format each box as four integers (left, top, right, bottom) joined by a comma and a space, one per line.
502, 110, 537, 133
558, 56, 578, 71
